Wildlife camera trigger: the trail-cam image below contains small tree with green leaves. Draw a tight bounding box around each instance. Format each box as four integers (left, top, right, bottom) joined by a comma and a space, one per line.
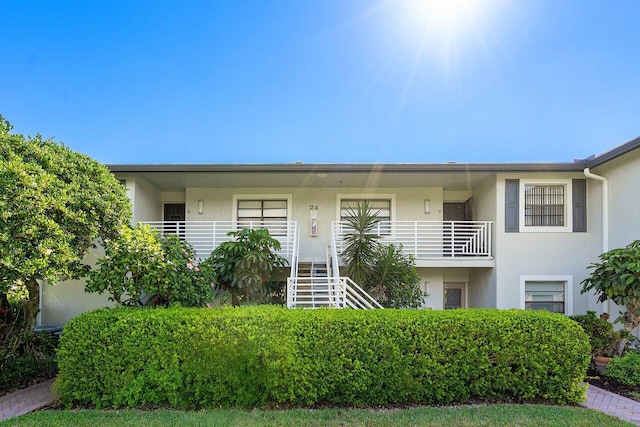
86, 224, 213, 307
0, 115, 131, 326
202, 228, 288, 306
341, 202, 426, 308
369, 244, 424, 309
581, 240, 640, 354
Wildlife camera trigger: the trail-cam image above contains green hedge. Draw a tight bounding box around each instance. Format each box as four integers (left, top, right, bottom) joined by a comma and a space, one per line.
605, 353, 640, 386
56, 307, 589, 408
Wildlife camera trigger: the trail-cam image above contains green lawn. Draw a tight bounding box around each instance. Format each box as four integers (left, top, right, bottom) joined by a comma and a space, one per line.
0, 405, 632, 427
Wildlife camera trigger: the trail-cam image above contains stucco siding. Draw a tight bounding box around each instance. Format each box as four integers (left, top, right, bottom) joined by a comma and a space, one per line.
40, 248, 114, 326
495, 173, 601, 314
185, 186, 448, 261
593, 148, 640, 249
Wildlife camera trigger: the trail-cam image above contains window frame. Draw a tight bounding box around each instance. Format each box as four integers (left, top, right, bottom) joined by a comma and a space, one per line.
520, 275, 573, 315
232, 194, 292, 237
336, 194, 396, 236
519, 179, 573, 233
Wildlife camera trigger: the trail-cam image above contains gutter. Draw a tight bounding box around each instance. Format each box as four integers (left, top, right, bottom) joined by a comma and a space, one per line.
583, 168, 610, 314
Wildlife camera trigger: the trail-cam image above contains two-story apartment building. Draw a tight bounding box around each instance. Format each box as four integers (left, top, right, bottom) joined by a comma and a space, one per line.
39, 136, 640, 326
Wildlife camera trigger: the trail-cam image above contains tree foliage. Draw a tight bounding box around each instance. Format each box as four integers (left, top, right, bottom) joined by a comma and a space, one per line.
369, 244, 424, 309
0, 115, 131, 324
201, 228, 288, 306
581, 240, 640, 335
85, 224, 213, 307
341, 202, 425, 308
341, 201, 381, 286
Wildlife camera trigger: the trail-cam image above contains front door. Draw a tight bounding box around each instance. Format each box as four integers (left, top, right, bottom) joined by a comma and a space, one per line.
164, 203, 186, 221
163, 203, 186, 237
443, 200, 472, 256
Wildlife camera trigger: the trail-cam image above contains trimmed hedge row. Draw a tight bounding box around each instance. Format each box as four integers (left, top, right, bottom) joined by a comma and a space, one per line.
56, 306, 589, 408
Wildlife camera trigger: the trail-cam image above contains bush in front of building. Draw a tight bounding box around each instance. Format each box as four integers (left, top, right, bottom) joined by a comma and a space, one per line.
56, 306, 589, 409
604, 352, 640, 387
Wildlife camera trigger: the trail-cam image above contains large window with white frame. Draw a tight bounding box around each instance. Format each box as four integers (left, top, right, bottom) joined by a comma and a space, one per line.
340, 198, 392, 235
519, 180, 572, 232
234, 195, 291, 236
520, 275, 573, 315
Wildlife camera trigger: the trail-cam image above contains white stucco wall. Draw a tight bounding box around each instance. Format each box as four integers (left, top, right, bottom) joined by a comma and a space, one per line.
40, 247, 114, 326
494, 172, 602, 315
131, 176, 162, 223
468, 174, 498, 308
186, 186, 445, 261
592, 148, 640, 249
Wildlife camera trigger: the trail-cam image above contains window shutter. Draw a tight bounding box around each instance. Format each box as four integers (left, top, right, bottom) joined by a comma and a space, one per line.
505, 179, 519, 232
573, 179, 587, 232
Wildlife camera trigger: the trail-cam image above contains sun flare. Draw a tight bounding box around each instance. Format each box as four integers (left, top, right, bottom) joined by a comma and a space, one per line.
413, 0, 479, 30
410, 0, 481, 32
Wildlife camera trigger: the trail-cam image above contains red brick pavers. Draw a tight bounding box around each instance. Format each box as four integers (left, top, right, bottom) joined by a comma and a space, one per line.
583, 384, 640, 425
0, 378, 55, 421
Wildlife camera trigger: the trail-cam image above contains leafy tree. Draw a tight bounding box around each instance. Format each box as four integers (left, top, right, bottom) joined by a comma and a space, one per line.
201, 228, 288, 306
581, 240, 640, 354
0, 115, 131, 325
341, 202, 426, 308
85, 224, 213, 307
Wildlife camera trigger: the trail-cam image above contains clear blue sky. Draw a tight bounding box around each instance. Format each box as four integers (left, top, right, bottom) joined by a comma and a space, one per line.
1, 1, 639, 164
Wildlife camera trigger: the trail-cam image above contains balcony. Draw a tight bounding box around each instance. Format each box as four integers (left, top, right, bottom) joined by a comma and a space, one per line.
331, 220, 494, 268
143, 221, 297, 260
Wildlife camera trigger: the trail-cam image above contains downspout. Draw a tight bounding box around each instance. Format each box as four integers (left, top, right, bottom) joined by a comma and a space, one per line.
583, 167, 609, 314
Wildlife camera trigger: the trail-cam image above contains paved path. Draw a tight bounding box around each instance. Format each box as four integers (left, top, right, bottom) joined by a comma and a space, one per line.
583, 384, 640, 425
0, 378, 55, 421
1, 379, 640, 424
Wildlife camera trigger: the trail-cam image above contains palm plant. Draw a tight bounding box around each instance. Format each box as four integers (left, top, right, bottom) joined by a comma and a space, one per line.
341, 201, 382, 286
341, 201, 426, 308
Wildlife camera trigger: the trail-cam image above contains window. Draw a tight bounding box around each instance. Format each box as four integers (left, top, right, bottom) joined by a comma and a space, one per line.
524, 184, 565, 227
520, 276, 573, 315
525, 281, 565, 313
340, 198, 391, 235
235, 197, 289, 236
517, 179, 574, 232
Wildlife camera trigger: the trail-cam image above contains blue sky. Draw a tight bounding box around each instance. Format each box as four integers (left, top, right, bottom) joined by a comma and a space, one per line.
1, 1, 639, 164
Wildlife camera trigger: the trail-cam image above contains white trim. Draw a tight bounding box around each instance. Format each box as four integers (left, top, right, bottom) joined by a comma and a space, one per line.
520, 275, 574, 315
336, 193, 397, 221
232, 194, 293, 222
519, 179, 573, 233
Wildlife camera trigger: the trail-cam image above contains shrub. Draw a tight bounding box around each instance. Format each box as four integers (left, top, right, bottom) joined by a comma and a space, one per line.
569, 311, 620, 358
86, 224, 213, 307
0, 310, 58, 393
56, 307, 589, 409
201, 228, 288, 306
605, 353, 640, 386
0, 356, 57, 392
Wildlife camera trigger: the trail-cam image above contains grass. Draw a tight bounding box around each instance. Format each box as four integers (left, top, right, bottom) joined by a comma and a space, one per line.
0, 405, 633, 427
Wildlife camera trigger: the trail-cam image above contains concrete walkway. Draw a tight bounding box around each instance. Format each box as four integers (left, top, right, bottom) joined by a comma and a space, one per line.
0, 378, 55, 421
583, 383, 640, 425
1, 379, 640, 424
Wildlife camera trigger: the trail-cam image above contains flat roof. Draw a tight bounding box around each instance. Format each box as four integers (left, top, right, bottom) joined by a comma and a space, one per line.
107, 134, 640, 173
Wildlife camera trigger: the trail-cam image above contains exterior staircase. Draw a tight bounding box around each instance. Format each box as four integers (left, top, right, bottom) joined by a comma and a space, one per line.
291, 261, 331, 308
287, 260, 382, 309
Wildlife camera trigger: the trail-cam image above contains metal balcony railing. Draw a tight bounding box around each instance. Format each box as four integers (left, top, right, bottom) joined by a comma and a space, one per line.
143, 220, 297, 260
332, 220, 493, 260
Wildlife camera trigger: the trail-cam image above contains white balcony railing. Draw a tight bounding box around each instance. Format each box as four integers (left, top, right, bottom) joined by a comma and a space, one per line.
143, 221, 297, 260
332, 220, 493, 260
